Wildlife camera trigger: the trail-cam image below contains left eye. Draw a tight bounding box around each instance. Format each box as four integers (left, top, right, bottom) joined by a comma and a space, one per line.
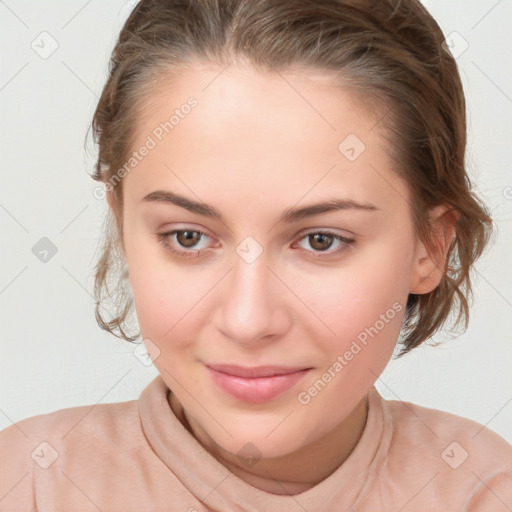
294, 231, 355, 258
155, 229, 355, 259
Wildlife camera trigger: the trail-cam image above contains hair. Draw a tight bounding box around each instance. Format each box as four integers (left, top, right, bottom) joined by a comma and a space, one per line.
89, 0, 493, 356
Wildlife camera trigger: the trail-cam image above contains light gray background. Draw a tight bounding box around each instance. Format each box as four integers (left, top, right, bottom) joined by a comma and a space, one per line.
1, 0, 511, 444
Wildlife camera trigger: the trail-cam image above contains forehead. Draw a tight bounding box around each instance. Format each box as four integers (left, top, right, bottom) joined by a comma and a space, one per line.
124, 63, 410, 216
138, 62, 383, 147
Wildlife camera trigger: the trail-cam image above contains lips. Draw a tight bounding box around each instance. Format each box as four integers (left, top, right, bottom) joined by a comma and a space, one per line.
206, 364, 311, 378
206, 364, 312, 403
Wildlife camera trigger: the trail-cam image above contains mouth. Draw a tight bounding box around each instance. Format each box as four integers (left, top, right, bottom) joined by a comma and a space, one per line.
206, 364, 313, 403
207, 364, 311, 378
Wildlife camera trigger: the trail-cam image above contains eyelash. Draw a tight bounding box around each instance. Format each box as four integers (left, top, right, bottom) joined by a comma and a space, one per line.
154, 229, 355, 260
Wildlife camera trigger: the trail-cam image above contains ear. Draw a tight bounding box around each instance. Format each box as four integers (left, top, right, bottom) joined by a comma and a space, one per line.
409, 205, 459, 295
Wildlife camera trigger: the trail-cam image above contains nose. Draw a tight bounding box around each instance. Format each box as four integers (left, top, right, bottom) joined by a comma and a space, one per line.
214, 248, 290, 346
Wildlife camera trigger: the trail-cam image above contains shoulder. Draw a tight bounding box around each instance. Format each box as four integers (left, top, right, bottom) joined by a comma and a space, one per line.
383, 396, 512, 467
0, 398, 140, 449
0, 399, 140, 509
380, 394, 512, 510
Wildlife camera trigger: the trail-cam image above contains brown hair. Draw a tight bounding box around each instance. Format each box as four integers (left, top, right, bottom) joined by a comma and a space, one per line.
90, 0, 493, 356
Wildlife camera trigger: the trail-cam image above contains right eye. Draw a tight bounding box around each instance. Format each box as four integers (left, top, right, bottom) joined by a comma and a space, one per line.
154, 229, 213, 258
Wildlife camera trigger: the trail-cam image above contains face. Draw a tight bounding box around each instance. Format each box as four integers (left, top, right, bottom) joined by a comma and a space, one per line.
115, 63, 432, 459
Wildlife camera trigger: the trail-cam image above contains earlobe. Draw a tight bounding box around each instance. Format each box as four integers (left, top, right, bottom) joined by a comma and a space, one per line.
409, 205, 459, 295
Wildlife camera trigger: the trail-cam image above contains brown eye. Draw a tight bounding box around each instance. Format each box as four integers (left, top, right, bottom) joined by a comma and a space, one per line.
155, 228, 212, 258
294, 231, 356, 260
176, 230, 202, 248
308, 233, 334, 251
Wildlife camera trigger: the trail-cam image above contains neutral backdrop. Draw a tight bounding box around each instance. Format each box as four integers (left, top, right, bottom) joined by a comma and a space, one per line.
1, 0, 511, 444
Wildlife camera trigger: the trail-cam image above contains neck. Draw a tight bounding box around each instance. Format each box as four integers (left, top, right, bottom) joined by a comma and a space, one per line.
169, 393, 368, 495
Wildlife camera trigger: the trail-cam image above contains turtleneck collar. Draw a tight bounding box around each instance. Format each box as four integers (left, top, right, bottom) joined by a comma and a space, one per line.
138, 375, 390, 511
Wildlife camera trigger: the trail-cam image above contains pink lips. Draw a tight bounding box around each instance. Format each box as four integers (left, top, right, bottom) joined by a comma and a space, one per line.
206, 364, 311, 403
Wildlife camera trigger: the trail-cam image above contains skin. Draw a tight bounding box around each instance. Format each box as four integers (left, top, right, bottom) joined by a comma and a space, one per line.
107, 62, 456, 495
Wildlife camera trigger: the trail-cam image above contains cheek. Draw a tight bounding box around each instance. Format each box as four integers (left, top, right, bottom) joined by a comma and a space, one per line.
123, 215, 221, 345
130, 266, 198, 341
124, 239, 181, 339
298, 239, 412, 359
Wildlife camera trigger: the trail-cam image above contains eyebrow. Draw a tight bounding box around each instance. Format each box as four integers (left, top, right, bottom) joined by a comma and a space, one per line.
141, 190, 379, 223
